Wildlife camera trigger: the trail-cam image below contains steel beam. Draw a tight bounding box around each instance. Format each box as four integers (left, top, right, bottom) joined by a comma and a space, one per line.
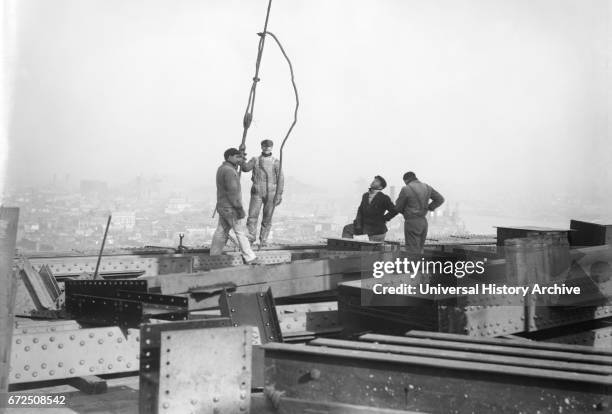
0, 207, 19, 395
10, 326, 139, 384
263, 342, 612, 413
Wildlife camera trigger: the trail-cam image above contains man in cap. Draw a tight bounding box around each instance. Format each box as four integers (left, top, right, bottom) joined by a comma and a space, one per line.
240, 139, 285, 247
210, 148, 257, 263
342, 175, 397, 242
395, 171, 445, 253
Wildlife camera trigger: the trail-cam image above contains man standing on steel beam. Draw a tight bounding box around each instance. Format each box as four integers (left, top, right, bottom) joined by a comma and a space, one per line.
342, 175, 398, 242
210, 148, 258, 264
240, 139, 284, 248
395, 171, 445, 254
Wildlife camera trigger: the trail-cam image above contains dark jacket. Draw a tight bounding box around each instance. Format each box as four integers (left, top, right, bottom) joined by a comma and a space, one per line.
395, 179, 444, 219
354, 191, 398, 236
216, 161, 242, 210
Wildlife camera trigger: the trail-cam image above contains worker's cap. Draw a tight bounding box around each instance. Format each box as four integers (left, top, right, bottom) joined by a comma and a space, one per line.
224, 147, 242, 160
374, 175, 387, 189
261, 139, 274, 147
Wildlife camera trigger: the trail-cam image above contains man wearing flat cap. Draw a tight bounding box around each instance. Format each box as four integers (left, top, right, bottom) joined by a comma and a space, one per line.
240, 139, 285, 248
210, 148, 257, 263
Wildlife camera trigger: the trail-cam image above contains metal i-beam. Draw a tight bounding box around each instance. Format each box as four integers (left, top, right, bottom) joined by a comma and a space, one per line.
263, 342, 612, 413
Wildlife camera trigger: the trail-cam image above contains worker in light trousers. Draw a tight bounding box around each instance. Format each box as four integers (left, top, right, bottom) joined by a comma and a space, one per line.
240, 139, 284, 248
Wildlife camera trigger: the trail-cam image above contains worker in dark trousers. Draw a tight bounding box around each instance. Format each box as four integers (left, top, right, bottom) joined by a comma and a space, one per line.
210, 148, 257, 263
395, 171, 445, 253
342, 175, 397, 242
240, 139, 284, 248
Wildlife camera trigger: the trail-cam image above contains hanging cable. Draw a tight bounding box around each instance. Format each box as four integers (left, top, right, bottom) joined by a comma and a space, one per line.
264, 31, 299, 213
239, 0, 274, 161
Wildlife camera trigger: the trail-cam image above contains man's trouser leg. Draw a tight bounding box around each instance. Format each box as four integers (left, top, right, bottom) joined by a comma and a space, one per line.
404, 217, 428, 254
259, 194, 275, 244
210, 214, 231, 255
246, 192, 263, 242
342, 223, 356, 238
215, 208, 256, 262
368, 233, 386, 242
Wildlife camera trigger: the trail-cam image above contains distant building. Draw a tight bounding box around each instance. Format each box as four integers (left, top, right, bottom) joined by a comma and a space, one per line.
165, 198, 192, 215
113, 211, 136, 231
80, 180, 108, 194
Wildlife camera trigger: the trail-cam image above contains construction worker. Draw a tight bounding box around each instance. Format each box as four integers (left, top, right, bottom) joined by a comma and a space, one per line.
240, 139, 284, 247
210, 148, 257, 264
395, 171, 445, 254
342, 175, 397, 242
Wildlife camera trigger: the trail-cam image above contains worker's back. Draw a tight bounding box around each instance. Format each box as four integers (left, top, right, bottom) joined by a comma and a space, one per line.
396, 180, 433, 218
216, 161, 241, 210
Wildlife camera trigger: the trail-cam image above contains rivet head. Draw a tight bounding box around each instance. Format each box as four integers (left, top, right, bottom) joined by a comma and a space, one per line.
213, 396, 220, 403
162, 403, 169, 409
79, 360, 85, 365
16, 339, 22, 344
70, 368, 75, 374
49, 337, 55, 342
80, 341, 85, 346
89, 333, 95, 338
41, 363, 47, 369
58, 362, 64, 367
49, 370, 55, 376
58, 344, 64, 349
42, 345, 47, 350
70, 335, 75, 340
24, 365, 30, 371
32, 372, 38, 377
117, 338, 123, 343
98, 339, 104, 344
24, 346, 30, 352
89, 367, 95, 372
33, 338, 39, 343
99, 359, 104, 364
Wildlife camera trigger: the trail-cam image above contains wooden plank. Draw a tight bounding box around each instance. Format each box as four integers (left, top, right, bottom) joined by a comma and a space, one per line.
405, 330, 612, 356
0, 207, 19, 396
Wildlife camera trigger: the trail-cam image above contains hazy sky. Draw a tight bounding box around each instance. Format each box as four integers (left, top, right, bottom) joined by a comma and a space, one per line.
4, 0, 612, 208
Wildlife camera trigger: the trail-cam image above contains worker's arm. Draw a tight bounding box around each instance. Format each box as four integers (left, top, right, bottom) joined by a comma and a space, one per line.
383, 195, 399, 221
240, 157, 257, 172
395, 187, 408, 215
428, 187, 445, 211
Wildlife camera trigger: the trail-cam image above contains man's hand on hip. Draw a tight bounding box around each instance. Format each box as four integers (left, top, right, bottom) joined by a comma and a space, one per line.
274, 196, 282, 206
236, 206, 246, 220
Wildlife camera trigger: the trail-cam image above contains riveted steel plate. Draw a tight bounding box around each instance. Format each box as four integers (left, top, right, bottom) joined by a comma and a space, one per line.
30, 255, 161, 277
439, 304, 526, 337
13, 319, 81, 335
115, 290, 188, 308
193, 251, 291, 271
277, 310, 340, 335
139, 318, 232, 414
64, 279, 147, 299
9, 326, 139, 384
220, 288, 282, 344
157, 326, 252, 414
543, 325, 612, 349
66, 294, 143, 327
